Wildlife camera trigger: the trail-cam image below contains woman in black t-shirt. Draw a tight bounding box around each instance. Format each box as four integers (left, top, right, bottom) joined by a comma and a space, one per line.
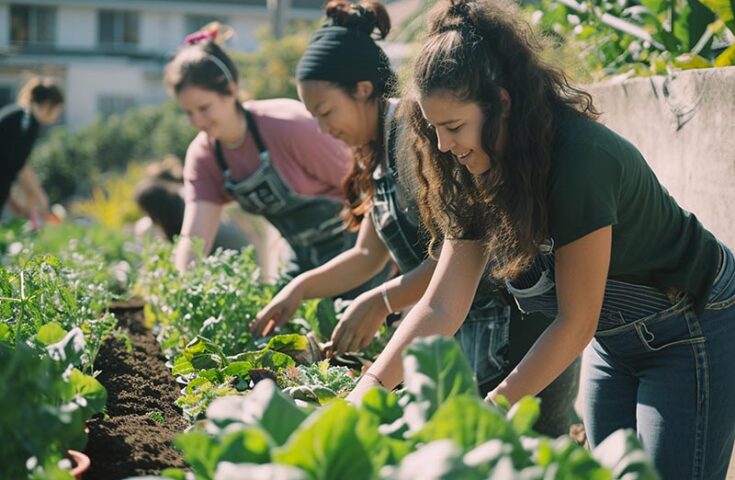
347, 0, 735, 478
0, 76, 64, 220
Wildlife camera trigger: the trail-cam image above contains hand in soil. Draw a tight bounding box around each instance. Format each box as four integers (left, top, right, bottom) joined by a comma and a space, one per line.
330, 291, 387, 354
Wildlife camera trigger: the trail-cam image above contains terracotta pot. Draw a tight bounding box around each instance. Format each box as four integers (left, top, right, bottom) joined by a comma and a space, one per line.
67, 450, 91, 480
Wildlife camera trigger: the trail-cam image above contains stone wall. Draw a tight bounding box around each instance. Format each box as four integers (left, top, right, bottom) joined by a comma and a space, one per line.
588, 66, 735, 249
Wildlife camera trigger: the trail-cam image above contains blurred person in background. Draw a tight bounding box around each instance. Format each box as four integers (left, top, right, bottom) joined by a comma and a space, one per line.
134, 176, 250, 253
0, 76, 63, 226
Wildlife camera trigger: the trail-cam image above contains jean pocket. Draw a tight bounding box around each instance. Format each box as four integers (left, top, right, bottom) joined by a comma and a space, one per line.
704, 244, 735, 310
705, 266, 735, 311
506, 270, 558, 316
635, 311, 705, 352
506, 269, 555, 298
705, 291, 735, 311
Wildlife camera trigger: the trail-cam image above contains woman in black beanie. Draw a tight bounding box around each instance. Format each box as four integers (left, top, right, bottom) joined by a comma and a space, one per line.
250, 0, 580, 436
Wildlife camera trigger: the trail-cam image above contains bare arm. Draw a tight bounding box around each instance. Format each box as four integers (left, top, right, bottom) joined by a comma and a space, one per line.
174, 200, 223, 272
296, 214, 392, 299
374, 256, 437, 313
348, 239, 488, 401
250, 214, 392, 336
16, 166, 48, 215
487, 225, 611, 405
331, 256, 438, 354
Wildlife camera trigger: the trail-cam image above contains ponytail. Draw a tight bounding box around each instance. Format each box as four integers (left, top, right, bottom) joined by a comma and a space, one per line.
17, 76, 64, 109
164, 22, 239, 96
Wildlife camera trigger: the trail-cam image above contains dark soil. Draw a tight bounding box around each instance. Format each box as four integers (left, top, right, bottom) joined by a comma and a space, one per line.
83, 301, 189, 479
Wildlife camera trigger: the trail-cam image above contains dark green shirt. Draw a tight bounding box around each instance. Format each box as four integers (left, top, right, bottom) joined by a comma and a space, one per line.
548, 108, 719, 313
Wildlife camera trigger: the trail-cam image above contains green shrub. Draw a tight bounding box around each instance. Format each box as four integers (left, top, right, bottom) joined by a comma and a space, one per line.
30, 101, 196, 204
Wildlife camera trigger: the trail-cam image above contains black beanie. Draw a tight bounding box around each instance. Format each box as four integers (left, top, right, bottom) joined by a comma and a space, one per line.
296, 22, 394, 94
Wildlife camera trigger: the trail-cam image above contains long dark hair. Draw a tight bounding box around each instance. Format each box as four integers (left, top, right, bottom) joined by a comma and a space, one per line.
321, 0, 397, 231
134, 178, 185, 242
406, 0, 598, 279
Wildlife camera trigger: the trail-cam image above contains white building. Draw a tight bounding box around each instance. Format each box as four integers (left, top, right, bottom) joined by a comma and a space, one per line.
0, 0, 324, 129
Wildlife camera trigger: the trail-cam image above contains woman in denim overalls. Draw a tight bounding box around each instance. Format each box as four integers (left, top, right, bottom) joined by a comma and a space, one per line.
250, 0, 580, 436
347, 1, 735, 478
164, 24, 384, 295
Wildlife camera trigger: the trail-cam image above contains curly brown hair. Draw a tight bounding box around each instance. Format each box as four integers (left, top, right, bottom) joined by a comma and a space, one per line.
320, 0, 397, 231
405, 0, 598, 279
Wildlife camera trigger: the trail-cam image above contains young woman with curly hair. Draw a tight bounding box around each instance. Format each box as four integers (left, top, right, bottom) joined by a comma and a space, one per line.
347, 0, 735, 477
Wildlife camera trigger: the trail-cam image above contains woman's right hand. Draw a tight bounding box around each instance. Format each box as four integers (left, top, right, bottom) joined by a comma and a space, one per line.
250, 282, 305, 337
330, 289, 388, 355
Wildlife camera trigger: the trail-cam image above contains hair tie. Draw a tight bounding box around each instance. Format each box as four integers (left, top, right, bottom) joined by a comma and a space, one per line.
184, 30, 216, 45
182, 28, 235, 85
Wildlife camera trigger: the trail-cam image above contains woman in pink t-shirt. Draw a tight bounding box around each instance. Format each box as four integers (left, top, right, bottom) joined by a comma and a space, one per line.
164, 24, 386, 294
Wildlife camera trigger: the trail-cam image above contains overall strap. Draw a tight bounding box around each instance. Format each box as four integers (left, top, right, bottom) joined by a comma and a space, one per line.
214, 106, 268, 174
385, 116, 399, 171
383, 100, 399, 172
242, 107, 267, 154
214, 141, 229, 173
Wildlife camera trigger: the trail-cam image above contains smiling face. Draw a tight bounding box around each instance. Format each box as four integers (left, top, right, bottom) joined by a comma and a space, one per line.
176, 85, 240, 142
418, 91, 510, 176
297, 79, 379, 148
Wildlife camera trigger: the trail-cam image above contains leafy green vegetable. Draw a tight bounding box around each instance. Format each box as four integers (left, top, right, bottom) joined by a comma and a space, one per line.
273, 401, 374, 480
172, 337, 658, 480
0, 342, 106, 479
400, 336, 479, 433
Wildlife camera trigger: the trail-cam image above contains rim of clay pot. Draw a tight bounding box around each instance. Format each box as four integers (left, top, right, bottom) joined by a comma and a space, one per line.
67, 450, 91, 479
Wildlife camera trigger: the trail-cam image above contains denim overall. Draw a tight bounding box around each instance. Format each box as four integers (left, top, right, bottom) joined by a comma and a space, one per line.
507, 239, 735, 479
369, 102, 510, 391
214, 108, 357, 278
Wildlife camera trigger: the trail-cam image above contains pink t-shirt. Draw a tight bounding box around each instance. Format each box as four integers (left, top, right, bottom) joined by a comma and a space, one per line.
183, 98, 352, 205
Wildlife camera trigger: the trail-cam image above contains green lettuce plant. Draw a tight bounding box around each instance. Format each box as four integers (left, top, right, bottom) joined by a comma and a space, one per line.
149, 336, 659, 480
0, 338, 106, 479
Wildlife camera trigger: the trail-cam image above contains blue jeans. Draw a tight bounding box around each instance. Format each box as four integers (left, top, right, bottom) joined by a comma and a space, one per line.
584, 244, 735, 480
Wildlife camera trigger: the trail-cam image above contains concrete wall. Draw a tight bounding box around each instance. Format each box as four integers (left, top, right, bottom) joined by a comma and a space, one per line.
65, 63, 152, 127
588, 66, 735, 249
57, 6, 96, 48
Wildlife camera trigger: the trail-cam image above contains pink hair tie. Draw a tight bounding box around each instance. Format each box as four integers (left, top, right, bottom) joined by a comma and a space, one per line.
184, 30, 216, 45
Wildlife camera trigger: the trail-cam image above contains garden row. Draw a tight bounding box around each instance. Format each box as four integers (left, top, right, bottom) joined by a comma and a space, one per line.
2, 220, 660, 479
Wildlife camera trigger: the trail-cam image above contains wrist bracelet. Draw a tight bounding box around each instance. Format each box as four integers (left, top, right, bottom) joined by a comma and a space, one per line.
362, 371, 385, 387
380, 283, 394, 314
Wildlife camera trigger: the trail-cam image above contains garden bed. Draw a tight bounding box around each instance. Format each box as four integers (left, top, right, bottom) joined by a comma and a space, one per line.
83, 302, 188, 479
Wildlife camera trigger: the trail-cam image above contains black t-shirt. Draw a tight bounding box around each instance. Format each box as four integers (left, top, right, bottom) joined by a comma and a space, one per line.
0, 104, 40, 210
548, 107, 719, 313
